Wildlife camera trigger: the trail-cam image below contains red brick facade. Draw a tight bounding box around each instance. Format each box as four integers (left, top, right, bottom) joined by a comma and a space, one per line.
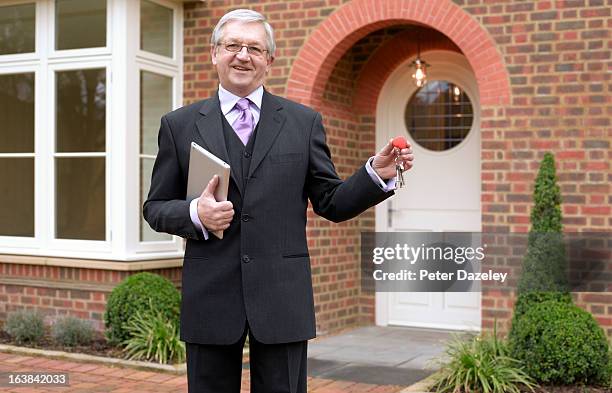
1, 0, 609, 338
184, 0, 610, 337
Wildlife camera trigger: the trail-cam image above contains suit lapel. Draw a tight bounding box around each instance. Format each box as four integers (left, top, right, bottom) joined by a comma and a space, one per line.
195, 94, 244, 197
248, 90, 285, 179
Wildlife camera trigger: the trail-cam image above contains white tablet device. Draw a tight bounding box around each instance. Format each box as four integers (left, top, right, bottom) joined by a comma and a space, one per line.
187, 142, 231, 239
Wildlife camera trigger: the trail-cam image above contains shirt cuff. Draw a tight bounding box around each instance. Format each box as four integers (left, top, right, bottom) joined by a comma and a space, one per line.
189, 198, 209, 240
365, 156, 396, 192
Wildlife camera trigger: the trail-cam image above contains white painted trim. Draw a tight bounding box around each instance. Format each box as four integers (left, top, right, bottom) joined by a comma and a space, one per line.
53, 152, 107, 157
109, 0, 130, 258
0, 248, 184, 261
387, 320, 481, 332
375, 50, 482, 331
0, 153, 36, 157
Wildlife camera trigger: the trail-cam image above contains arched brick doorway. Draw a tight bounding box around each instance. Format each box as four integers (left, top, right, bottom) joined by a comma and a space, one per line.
284, 0, 512, 334
286, 0, 510, 109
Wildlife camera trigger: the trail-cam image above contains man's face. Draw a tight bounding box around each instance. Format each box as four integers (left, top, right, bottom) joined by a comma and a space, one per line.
211, 20, 274, 97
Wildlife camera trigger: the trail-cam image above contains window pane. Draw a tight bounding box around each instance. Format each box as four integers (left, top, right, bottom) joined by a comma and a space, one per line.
141, 71, 172, 155
0, 3, 35, 55
56, 0, 106, 50
140, 0, 173, 58
140, 158, 171, 242
405, 81, 473, 151
140, 71, 172, 242
0, 158, 34, 237
56, 157, 105, 240
56, 68, 106, 153
0, 73, 34, 153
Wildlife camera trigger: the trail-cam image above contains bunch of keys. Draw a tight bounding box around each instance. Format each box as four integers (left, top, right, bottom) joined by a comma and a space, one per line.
392, 136, 407, 189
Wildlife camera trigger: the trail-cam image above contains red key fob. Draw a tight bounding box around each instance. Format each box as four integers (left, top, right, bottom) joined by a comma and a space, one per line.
392, 136, 408, 149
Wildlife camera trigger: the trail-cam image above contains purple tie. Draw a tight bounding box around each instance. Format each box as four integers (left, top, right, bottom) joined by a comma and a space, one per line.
232, 98, 254, 146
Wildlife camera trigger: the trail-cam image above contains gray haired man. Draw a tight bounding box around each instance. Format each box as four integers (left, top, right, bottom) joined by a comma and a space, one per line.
143, 8, 413, 393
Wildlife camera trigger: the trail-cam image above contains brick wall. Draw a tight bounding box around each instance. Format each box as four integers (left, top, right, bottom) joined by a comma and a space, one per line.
183, 0, 610, 337
453, 0, 610, 336
0, 259, 182, 332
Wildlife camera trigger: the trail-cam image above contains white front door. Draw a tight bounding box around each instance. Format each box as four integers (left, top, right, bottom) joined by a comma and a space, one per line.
375, 51, 481, 331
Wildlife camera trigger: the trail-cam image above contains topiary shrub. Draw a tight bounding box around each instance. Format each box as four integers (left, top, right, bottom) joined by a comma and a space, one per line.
510, 300, 609, 385
511, 152, 571, 338
516, 152, 568, 296
3, 309, 45, 345
528, 153, 562, 234
104, 272, 180, 345
51, 316, 95, 347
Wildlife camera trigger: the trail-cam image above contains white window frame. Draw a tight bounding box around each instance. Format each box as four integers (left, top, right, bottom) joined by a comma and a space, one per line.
132, 63, 181, 254
129, 0, 183, 257
0, 0, 184, 260
136, 0, 181, 67
0, 64, 39, 249
46, 61, 112, 253
47, 0, 112, 58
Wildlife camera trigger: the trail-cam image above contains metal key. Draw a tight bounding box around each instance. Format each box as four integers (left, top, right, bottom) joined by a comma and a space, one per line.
395, 149, 405, 189
391, 137, 408, 190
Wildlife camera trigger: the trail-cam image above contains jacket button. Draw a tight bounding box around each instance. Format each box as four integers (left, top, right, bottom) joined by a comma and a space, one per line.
243, 151, 251, 158
242, 255, 251, 263
241, 214, 251, 222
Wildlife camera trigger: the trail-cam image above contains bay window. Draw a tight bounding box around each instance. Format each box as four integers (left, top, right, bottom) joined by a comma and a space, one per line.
0, 0, 183, 259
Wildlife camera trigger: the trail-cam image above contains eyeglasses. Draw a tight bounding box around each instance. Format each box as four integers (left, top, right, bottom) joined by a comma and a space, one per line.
220, 42, 268, 57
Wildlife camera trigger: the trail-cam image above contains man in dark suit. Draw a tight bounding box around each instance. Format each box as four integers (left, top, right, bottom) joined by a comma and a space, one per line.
143, 9, 413, 393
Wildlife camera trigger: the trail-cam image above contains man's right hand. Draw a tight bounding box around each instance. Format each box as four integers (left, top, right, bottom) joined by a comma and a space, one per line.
197, 175, 234, 232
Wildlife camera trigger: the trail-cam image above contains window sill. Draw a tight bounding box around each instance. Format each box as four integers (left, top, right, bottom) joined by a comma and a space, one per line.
0, 253, 184, 270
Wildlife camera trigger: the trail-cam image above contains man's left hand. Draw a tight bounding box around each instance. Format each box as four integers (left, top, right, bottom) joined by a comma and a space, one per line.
371, 138, 414, 180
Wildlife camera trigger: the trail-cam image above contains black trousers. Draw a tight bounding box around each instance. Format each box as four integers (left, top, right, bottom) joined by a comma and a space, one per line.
186, 322, 308, 393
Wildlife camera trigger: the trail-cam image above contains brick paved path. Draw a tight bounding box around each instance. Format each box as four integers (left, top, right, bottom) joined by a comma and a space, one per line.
0, 352, 406, 393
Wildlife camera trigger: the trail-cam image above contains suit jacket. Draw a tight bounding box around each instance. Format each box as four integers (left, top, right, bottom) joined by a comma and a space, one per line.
143, 89, 394, 345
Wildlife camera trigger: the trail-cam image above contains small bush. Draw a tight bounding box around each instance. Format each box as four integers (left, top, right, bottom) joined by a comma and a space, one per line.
431, 328, 536, 393
104, 272, 180, 345
51, 316, 95, 347
3, 309, 45, 345
122, 308, 185, 364
510, 300, 609, 385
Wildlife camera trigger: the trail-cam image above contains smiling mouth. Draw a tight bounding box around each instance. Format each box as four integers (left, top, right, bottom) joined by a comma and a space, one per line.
232, 66, 251, 71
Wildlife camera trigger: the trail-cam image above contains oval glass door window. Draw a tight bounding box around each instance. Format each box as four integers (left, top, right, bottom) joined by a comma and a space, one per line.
404, 81, 474, 151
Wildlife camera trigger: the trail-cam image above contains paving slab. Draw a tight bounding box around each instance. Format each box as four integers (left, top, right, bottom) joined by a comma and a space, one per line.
309, 326, 451, 364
